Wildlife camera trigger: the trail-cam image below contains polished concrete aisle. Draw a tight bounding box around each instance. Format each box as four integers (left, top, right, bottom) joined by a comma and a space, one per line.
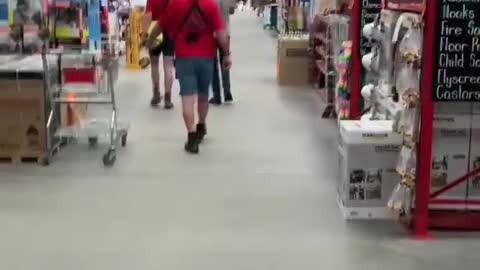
1, 10, 479, 270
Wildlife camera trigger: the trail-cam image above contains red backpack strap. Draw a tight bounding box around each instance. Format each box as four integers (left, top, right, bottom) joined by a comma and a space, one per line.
172, 0, 212, 41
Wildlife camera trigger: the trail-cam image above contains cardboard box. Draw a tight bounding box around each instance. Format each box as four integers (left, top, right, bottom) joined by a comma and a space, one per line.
0, 78, 46, 158
277, 36, 311, 86
337, 120, 402, 219
430, 114, 471, 208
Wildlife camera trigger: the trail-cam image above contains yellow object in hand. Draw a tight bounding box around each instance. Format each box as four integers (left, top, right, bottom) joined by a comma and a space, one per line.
148, 21, 163, 47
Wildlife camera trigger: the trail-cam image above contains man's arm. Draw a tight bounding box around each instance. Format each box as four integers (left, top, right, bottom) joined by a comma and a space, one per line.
209, 1, 232, 69
142, 12, 152, 37
215, 30, 230, 56
209, 1, 229, 55
142, 0, 154, 38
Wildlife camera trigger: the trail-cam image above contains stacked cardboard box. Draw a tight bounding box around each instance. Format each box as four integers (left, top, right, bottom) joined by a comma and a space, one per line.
469, 104, 480, 207
277, 35, 311, 86
0, 57, 47, 161
430, 113, 471, 209
431, 103, 480, 210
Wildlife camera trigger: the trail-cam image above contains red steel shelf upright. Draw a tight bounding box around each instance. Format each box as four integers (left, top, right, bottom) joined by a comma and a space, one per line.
415, 0, 434, 239
348, 0, 361, 120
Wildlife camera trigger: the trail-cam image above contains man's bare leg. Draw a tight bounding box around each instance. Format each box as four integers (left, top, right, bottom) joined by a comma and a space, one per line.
196, 93, 209, 143
163, 55, 174, 109
197, 93, 209, 125
150, 54, 161, 106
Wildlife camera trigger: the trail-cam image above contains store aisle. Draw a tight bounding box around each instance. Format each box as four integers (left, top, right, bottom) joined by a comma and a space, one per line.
1, 10, 479, 270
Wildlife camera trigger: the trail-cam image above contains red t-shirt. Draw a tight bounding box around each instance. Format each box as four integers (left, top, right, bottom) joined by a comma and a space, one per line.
146, 0, 169, 21
159, 0, 224, 57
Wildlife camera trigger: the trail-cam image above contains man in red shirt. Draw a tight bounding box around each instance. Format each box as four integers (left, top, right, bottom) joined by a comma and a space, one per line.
148, 0, 232, 154
142, 0, 174, 109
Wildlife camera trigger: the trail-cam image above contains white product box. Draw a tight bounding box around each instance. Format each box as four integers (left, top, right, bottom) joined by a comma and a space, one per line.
430, 114, 471, 209
337, 120, 402, 219
468, 114, 480, 207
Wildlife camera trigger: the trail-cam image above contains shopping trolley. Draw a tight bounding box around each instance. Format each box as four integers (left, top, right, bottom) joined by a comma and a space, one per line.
43, 50, 129, 166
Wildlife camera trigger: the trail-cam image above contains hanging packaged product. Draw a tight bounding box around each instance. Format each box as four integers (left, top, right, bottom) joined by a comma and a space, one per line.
388, 182, 413, 216
398, 106, 420, 144
396, 145, 416, 180
336, 40, 351, 71
395, 65, 420, 106
394, 16, 423, 66
361, 49, 380, 73
335, 41, 352, 119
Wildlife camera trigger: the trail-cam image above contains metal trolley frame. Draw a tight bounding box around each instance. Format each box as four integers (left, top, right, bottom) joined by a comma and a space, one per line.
42, 51, 129, 166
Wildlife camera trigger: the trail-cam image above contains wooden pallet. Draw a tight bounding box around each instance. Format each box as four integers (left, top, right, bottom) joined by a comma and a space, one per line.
0, 152, 47, 165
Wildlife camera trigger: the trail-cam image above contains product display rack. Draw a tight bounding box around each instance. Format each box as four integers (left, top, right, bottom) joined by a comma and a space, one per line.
311, 13, 349, 119
263, 1, 279, 31
356, 0, 480, 236
348, 0, 480, 236
413, 0, 480, 236
311, 14, 334, 118
278, 0, 309, 33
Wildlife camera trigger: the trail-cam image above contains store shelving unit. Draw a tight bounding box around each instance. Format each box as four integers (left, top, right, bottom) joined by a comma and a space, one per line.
352, 0, 480, 236
312, 13, 349, 118
413, 0, 480, 236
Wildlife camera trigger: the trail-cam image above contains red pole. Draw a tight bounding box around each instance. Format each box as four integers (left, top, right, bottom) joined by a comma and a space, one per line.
415, 0, 436, 239
349, 0, 361, 120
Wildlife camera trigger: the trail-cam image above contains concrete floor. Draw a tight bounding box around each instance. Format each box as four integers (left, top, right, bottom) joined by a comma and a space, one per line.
1, 10, 480, 270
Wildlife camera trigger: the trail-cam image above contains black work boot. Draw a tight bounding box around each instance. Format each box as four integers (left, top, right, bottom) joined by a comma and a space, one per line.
209, 97, 221, 105
224, 93, 233, 103
164, 92, 174, 109
184, 132, 199, 154
150, 88, 161, 106
196, 123, 207, 144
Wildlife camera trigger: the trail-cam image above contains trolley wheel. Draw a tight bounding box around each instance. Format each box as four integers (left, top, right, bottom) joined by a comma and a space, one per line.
88, 137, 98, 147
121, 133, 127, 147
103, 149, 116, 167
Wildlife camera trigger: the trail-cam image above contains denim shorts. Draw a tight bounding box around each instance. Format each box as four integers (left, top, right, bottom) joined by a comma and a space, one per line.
174, 56, 214, 96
